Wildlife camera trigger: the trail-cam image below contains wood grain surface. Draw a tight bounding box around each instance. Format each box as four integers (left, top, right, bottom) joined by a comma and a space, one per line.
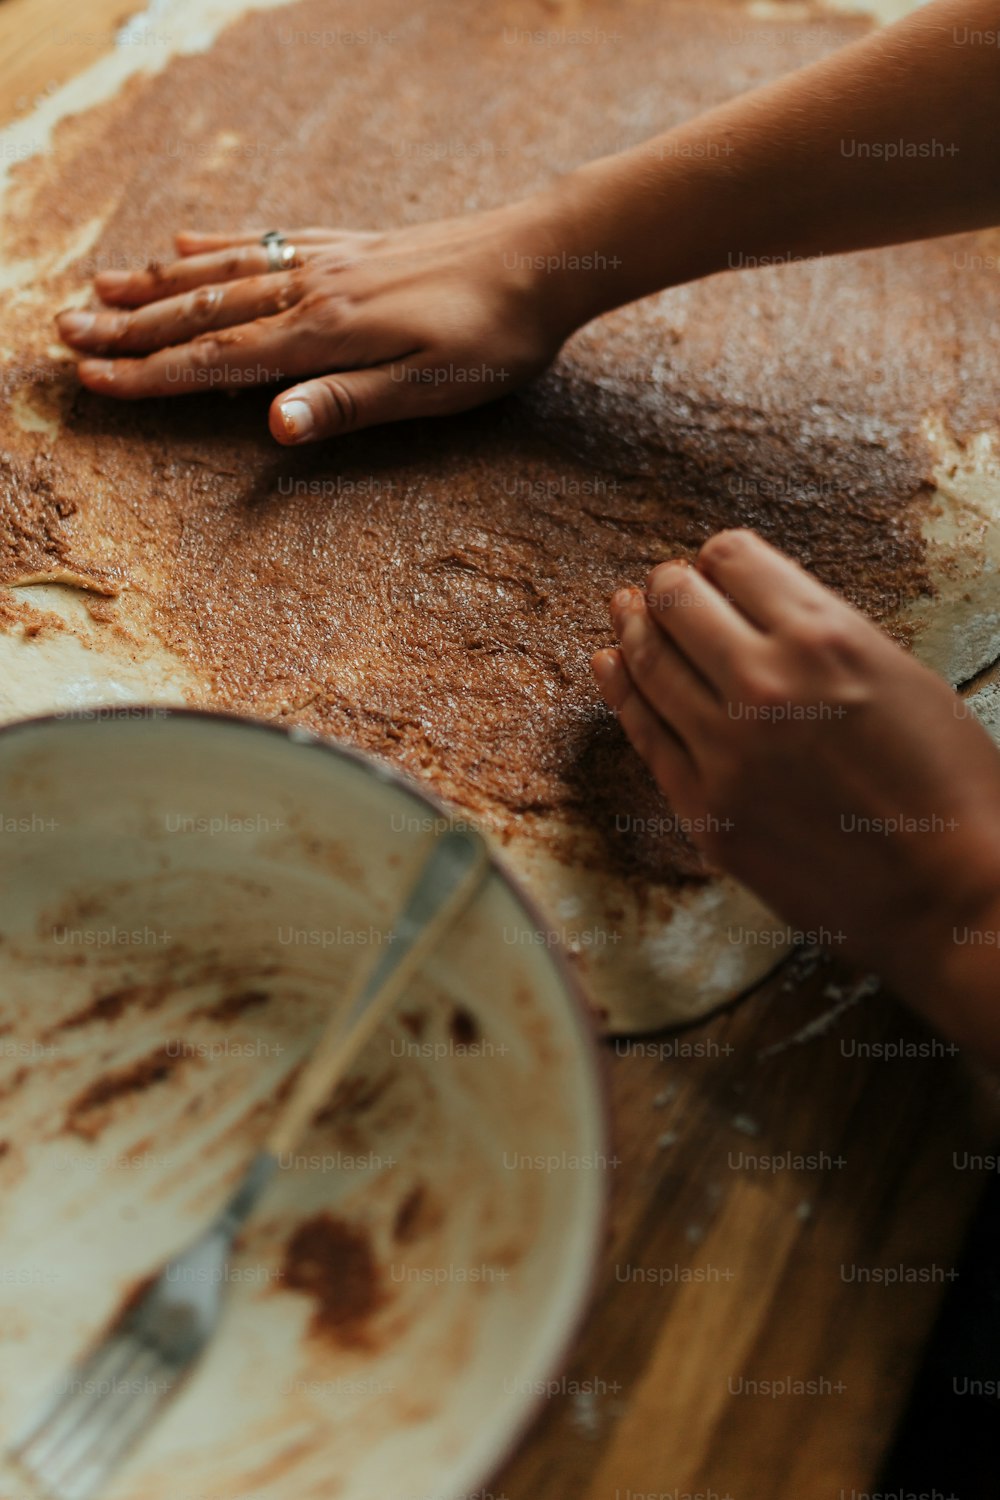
2, 5, 998, 1498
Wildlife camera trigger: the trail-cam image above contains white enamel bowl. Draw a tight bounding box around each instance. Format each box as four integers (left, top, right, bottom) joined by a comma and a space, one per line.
0, 710, 607, 1500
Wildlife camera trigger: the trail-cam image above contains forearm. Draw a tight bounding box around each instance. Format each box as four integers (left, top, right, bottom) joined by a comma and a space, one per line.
539, 0, 1000, 327
901, 895, 1000, 1067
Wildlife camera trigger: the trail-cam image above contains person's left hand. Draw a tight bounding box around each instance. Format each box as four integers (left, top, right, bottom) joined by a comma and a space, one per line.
592, 528, 1000, 1030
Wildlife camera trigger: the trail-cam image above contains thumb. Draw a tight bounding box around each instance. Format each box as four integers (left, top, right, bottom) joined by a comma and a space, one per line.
270, 365, 419, 444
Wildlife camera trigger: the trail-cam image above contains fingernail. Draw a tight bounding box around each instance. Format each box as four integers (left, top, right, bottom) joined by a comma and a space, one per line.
592, 650, 627, 710
279, 398, 314, 442
591, 651, 618, 688
96, 271, 127, 290
650, 562, 684, 590
78, 360, 115, 383
58, 311, 95, 339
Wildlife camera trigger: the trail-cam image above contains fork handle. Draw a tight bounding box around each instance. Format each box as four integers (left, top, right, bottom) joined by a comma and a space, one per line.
262, 825, 488, 1163
219, 1149, 280, 1231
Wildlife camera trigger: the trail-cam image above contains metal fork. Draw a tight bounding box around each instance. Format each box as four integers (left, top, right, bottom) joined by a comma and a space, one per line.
9, 825, 488, 1500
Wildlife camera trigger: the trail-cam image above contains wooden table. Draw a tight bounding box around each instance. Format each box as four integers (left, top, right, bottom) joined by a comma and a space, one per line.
2, 4, 998, 1496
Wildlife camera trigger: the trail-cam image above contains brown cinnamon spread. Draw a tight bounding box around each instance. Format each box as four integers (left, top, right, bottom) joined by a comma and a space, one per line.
64, 1042, 180, 1137
281, 1211, 385, 1344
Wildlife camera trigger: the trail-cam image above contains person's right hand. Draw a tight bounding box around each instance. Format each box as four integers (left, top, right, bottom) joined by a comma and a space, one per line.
55, 198, 583, 444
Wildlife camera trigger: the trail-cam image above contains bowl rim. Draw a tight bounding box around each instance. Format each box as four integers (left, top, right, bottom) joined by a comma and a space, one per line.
0, 703, 613, 1497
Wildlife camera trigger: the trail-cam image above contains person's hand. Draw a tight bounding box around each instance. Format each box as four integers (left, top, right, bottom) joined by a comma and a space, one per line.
592, 529, 1000, 1049
55, 200, 579, 444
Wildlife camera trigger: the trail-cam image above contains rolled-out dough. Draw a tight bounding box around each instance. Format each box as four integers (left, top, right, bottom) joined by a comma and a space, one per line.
1, 0, 998, 1030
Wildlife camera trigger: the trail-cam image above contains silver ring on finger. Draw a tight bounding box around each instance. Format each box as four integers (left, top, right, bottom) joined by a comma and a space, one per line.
260, 230, 299, 273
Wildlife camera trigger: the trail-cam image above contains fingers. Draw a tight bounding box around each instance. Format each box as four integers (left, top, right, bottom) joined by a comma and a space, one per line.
270, 363, 428, 444
610, 587, 719, 743
695, 528, 842, 633
645, 559, 762, 693
57, 275, 304, 357
591, 649, 700, 808
93, 246, 302, 308
94, 235, 374, 308
175, 228, 356, 255
74, 317, 308, 398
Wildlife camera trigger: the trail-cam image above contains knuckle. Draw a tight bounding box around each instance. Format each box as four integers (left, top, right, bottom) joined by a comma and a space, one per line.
102, 313, 129, 346
791, 615, 861, 667
316, 377, 359, 432
296, 284, 349, 327
272, 269, 307, 314
188, 335, 222, 367
624, 631, 660, 679
187, 285, 223, 325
